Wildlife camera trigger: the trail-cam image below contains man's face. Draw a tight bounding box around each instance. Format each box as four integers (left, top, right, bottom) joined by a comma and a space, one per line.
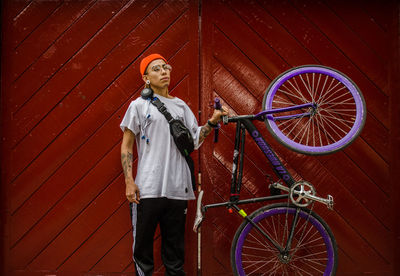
144, 59, 172, 89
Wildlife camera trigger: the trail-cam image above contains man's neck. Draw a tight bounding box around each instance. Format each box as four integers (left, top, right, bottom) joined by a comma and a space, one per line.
152, 87, 171, 98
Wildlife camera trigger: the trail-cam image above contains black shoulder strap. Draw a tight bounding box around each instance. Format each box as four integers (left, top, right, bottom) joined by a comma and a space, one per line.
150, 97, 174, 123
149, 96, 196, 191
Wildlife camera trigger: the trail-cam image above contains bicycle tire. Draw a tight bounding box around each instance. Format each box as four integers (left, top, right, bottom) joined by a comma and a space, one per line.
262, 65, 366, 155
231, 203, 338, 276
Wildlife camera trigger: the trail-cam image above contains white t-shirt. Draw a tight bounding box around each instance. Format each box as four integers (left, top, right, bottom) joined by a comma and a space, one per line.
120, 95, 202, 200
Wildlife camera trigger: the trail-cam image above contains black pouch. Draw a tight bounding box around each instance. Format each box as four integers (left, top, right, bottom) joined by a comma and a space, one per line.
169, 119, 194, 156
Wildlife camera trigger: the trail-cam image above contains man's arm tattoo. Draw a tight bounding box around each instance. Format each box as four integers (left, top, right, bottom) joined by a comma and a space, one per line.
121, 152, 133, 177
199, 125, 213, 143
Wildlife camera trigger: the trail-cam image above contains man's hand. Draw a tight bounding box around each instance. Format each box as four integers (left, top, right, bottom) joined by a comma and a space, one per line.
199, 106, 229, 143
209, 106, 228, 125
126, 179, 140, 204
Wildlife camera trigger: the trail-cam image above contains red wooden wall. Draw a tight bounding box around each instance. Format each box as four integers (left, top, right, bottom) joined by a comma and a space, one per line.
1, 0, 200, 275
1, 0, 399, 275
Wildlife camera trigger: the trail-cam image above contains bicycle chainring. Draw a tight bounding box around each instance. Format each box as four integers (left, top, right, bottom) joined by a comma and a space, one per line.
290, 181, 316, 207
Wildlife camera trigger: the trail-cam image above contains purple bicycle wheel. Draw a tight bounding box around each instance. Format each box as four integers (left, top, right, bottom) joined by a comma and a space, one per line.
262, 65, 366, 155
231, 204, 337, 275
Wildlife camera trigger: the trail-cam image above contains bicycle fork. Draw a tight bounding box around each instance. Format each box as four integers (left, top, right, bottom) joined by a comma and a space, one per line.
230, 204, 301, 258
230, 204, 286, 253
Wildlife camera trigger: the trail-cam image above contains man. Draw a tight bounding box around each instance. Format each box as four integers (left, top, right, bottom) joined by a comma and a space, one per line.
120, 54, 227, 276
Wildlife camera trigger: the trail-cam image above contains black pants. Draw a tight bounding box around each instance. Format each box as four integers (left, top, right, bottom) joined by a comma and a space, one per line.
130, 198, 187, 276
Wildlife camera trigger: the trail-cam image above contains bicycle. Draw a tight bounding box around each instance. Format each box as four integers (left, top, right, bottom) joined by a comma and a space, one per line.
193, 65, 366, 275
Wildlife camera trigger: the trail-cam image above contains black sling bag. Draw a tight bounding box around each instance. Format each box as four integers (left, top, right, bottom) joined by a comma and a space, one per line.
150, 96, 196, 191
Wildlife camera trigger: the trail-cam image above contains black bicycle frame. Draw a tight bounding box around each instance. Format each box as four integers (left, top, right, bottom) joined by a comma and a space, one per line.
203, 116, 296, 209
202, 116, 300, 254
232, 118, 295, 199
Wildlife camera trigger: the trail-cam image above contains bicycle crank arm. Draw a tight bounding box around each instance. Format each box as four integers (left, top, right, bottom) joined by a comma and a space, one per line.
272, 183, 334, 210
271, 183, 290, 193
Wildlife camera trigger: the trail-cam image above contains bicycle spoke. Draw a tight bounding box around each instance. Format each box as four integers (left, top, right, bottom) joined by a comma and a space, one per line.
315, 114, 338, 144
245, 232, 277, 252
243, 257, 276, 273
285, 77, 309, 103
294, 117, 313, 144
321, 91, 354, 107
319, 84, 348, 105
293, 252, 328, 262
313, 73, 322, 103
278, 86, 307, 103
299, 74, 314, 102
319, 112, 355, 128
277, 116, 303, 133
317, 114, 343, 139
242, 245, 276, 255
244, 253, 282, 276
297, 230, 323, 249
280, 208, 288, 248
265, 260, 285, 276
293, 76, 310, 104
269, 211, 281, 247
286, 115, 310, 140
291, 262, 317, 275
292, 255, 327, 274
315, 115, 324, 147
272, 99, 296, 106
316, 74, 330, 104
318, 78, 343, 104
319, 113, 350, 137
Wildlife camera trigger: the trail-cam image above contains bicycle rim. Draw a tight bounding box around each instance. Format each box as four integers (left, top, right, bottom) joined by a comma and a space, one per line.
263, 65, 366, 155
231, 204, 337, 275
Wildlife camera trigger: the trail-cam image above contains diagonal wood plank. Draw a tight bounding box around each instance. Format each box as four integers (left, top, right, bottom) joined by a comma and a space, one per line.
11, 1, 96, 82
10, 0, 61, 50
8, 0, 129, 125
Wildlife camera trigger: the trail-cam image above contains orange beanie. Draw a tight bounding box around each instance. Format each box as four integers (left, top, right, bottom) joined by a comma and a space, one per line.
140, 54, 167, 75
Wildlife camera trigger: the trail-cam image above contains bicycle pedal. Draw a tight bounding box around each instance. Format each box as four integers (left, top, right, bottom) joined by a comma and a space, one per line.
327, 195, 334, 210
